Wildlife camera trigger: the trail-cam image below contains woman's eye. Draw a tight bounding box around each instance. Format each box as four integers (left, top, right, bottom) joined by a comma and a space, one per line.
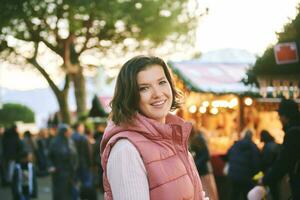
139, 87, 148, 91
159, 80, 167, 85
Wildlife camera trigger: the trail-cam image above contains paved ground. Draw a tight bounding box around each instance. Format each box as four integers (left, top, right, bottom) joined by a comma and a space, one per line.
0, 176, 104, 200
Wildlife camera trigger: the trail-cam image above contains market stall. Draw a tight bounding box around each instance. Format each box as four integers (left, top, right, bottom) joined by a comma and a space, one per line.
246, 43, 300, 145
169, 50, 257, 154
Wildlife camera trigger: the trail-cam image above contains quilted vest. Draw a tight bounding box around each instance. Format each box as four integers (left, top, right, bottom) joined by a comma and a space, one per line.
101, 113, 203, 200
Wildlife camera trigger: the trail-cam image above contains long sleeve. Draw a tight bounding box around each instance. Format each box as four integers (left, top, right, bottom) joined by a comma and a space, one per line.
263, 130, 296, 184
107, 139, 150, 200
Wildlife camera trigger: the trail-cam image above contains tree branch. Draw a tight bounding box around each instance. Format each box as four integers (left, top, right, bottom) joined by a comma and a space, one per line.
27, 43, 62, 95
41, 38, 62, 57
78, 16, 94, 55
63, 72, 70, 92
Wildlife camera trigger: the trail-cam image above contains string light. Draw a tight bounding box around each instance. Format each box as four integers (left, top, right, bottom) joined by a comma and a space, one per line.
244, 97, 253, 106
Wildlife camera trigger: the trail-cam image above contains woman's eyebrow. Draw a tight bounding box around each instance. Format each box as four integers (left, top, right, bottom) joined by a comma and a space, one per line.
158, 77, 166, 81
138, 83, 150, 86
138, 76, 166, 85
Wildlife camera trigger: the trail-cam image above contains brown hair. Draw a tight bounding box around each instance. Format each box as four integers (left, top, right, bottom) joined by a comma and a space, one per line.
110, 55, 182, 125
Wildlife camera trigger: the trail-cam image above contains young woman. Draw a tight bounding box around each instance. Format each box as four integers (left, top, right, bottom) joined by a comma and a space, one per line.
100, 56, 205, 200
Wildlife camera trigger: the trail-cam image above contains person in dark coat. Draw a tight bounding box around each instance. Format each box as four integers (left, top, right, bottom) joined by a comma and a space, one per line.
22, 131, 36, 159
261, 99, 300, 200
11, 151, 37, 200
227, 130, 261, 200
71, 122, 95, 200
93, 122, 106, 192
36, 128, 50, 176
190, 127, 219, 200
2, 124, 23, 185
0, 125, 5, 186
260, 130, 280, 200
48, 124, 78, 200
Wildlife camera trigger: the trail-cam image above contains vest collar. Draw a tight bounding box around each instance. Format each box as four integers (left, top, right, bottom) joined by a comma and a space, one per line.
101, 113, 192, 153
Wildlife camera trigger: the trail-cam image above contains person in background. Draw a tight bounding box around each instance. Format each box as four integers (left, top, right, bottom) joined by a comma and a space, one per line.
260, 99, 300, 200
72, 122, 95, 200
36, 128, 50, 177
260, 130, 280, 200
85, 126, 96, 165
227, 130, 261, 200
0, 125, 5, 186
11, 151, 37, 200
84, 125, 98, 200
48, 124, 78, 200
48, 126, 57, 142
2, 124, 23, 185
93, 122, 106, 192
22, 130, 37, 162
100, 55, 205, 200
190, 126, 219, 200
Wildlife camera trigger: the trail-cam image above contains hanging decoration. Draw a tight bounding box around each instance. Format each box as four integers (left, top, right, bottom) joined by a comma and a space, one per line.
251, 41, 300, 99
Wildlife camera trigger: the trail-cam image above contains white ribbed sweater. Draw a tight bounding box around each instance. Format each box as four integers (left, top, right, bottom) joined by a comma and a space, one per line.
107, 139, 208, 200
107, 139, 150, 200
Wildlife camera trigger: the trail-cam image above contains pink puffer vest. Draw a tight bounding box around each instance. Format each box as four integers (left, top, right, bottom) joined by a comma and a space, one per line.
101, 113, 203, 200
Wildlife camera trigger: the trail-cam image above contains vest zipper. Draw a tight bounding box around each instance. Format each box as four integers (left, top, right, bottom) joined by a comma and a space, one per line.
171, 126, 197, 198
183, 131, 198, 198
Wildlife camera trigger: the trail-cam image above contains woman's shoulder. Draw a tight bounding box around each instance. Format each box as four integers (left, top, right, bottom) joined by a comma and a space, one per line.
113, 139, 136, 150
108, 139, 145, 171
110, 139, 140, 158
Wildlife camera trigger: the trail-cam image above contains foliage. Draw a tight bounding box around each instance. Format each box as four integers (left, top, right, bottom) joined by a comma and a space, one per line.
0, 0, 200, 55
89, 95, 108, 118
0, 0, 202, 122
0, 103, 35, 126
241, 67, 259, 87
246, 4, 300, 84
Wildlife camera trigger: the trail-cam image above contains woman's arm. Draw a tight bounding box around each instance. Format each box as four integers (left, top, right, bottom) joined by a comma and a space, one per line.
107, 139, 150, 200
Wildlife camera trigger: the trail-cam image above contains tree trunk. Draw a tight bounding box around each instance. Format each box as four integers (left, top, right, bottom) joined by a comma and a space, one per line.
57, 90, 71, 124
26, 50, 72, 125
71, 68, 87, 118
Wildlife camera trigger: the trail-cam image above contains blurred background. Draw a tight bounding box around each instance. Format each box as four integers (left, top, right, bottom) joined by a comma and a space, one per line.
0, 0, 300, 199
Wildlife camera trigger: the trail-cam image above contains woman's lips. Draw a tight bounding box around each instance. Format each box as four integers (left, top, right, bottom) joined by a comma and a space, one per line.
151, 100, 166, 107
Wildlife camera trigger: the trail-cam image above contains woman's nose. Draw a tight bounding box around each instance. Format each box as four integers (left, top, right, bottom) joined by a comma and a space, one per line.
152, 86, 163, 97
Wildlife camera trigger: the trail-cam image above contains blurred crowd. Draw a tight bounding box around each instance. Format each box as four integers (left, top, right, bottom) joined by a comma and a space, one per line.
189, 127, 283, 200
0, 122, 295, 200
0, 99, 299, 200
0, 121, 106, 200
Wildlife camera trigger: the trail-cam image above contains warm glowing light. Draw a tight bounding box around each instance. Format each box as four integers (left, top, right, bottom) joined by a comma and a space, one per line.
212, 100, 229, 108
228, 98, 238, 108
189, 105, 197, 113
244, 97, 253, 106
202, 101, 209, 107
210, 107, 219, 115
199, 106, 207, 113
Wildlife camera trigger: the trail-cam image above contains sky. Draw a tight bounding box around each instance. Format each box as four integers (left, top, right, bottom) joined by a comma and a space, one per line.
0, 0, 299, 90
196, 0, 299, 55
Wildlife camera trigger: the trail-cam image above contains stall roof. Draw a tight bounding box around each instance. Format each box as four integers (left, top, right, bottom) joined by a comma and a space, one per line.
170, 49, 257, 94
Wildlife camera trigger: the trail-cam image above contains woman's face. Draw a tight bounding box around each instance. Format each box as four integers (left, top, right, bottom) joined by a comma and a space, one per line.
137, 64, 173, 123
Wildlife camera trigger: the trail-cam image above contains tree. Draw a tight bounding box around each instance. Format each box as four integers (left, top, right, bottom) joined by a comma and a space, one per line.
246, 5, 300, 80
89, 94, 108, 118
0, 103, 35, 127
0, 0, 202, 123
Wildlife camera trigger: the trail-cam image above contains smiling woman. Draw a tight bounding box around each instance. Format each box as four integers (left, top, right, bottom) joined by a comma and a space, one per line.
137, 65, 173, 123
109, 56, 181, 126
100, 55, 207, 200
